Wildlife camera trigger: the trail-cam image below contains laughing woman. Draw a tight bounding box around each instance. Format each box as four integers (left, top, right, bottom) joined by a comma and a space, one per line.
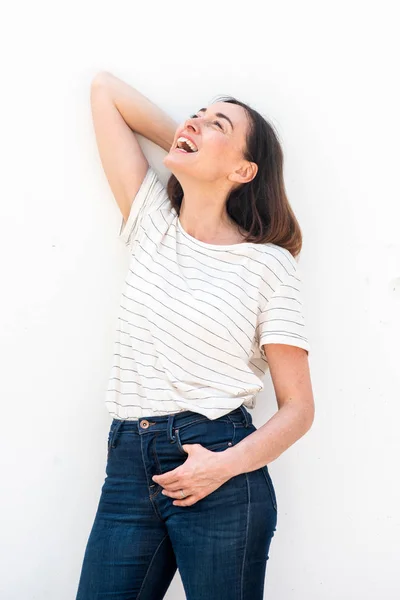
75, 71, 314, 600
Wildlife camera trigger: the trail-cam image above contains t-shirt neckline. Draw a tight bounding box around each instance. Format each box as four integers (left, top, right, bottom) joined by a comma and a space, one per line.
176, 215, 253, 251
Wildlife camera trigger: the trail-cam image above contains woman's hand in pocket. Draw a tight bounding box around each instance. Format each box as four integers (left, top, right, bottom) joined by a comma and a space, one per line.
152, 443, 234, 506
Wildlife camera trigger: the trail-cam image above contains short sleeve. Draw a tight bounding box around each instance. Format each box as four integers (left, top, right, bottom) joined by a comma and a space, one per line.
118, 166, 172, 249
257, 261, 310, 357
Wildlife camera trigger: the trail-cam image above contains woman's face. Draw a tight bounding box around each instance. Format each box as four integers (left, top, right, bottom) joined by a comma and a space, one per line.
163, 102, 252, 184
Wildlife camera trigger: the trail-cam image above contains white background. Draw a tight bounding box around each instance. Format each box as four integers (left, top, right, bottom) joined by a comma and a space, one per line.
1, 1, 399, 598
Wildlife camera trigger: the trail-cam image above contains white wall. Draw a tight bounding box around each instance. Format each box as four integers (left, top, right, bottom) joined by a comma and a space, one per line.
1, 1, 399, 598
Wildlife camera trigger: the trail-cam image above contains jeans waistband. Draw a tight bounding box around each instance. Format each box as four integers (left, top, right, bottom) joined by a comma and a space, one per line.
110, 404, 252, 436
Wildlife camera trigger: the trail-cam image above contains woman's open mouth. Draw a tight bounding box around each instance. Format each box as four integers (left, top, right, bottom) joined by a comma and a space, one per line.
174, 136, 199, 154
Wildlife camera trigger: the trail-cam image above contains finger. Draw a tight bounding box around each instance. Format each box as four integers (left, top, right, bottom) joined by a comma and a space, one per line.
161, 489, 192, 499
152, 470, 181, 486
155, 476, 182, 488
162, 483, 190, 493
173, 496, 197, 507
161, 489, 201, 506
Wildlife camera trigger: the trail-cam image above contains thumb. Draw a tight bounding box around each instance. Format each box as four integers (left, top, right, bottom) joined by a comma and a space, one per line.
181, 443, 201, 453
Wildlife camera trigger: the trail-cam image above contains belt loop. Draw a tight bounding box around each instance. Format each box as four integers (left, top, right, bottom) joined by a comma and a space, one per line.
167, 413, 176, 442
239, 404, 251, 428
109, 419, 124, 448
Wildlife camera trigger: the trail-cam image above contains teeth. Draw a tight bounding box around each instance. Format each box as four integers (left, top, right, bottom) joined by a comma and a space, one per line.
177, 136, 198, 152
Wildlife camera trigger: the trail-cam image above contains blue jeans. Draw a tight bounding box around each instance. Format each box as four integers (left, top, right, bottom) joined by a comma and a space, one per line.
75, 405, 277, 599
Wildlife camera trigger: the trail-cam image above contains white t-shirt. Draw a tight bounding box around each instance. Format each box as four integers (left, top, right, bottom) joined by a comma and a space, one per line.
105, 167, 310, 421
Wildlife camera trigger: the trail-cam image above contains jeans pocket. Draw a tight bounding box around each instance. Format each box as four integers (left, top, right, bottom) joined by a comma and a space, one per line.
261, 465, 278, 512
174, 419, 235, 455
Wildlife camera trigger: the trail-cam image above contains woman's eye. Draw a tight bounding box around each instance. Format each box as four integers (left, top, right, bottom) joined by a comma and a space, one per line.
189, 114, 223, 130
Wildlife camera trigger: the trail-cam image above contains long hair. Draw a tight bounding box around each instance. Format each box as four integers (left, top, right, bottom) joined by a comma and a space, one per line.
166, 95, 304, 258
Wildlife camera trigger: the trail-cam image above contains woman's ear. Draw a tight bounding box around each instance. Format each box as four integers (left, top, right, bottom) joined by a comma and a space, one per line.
228, 161, 258, 185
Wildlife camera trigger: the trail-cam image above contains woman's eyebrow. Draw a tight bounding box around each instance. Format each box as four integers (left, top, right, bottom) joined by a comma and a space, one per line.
198, 107, 234, 130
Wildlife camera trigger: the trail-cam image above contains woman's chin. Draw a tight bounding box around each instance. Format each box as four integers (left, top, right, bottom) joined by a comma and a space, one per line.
163, 151, 197, 173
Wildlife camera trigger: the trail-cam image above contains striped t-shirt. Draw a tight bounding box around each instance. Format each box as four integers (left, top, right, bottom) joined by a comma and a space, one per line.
105, 166, 310, 421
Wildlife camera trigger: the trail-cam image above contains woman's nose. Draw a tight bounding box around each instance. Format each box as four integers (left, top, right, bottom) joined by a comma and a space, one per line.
184, 116, 199, 132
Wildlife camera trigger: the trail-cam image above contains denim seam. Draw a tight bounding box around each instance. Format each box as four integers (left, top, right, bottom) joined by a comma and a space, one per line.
139, 433, 164, 522
240, 472, 251, 600
261, 467, 278, 511
176, 416, 231, 431
149, 433, 164, 500
232, 422, 245, 445
108, 420, 123, 453
173, 426, 233, 456
136, 534, 170, 600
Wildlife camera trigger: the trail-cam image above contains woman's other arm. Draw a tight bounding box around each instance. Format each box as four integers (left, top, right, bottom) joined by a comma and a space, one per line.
221, 344, 315, 476
90, 71, 178, 224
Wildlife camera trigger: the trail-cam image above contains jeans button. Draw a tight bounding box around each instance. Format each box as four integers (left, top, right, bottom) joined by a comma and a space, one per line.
140, 420, 150, 429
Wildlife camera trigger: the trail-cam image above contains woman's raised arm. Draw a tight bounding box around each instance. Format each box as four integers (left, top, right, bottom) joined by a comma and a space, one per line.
90, 71, 178, 224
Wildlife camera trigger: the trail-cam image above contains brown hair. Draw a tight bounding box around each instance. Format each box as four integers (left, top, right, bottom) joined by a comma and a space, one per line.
166, 95, 304, 258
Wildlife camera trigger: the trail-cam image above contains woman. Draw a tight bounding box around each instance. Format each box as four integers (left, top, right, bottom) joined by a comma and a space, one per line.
76, 71, 314, 599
